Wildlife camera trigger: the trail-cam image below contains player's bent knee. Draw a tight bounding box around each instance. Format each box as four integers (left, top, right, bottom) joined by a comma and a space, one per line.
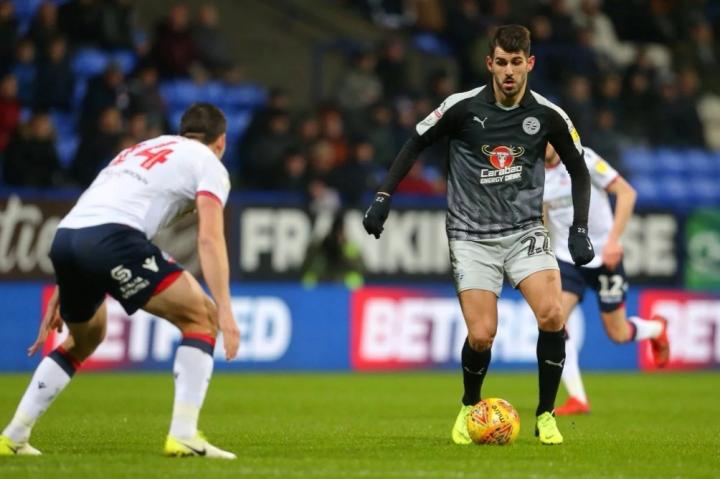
607, 325, 629, 344
536, 302, 564, 331
467, 326, 495, 351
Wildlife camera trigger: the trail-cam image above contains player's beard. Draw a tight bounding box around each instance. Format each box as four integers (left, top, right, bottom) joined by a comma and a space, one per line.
495, 73, 525, 100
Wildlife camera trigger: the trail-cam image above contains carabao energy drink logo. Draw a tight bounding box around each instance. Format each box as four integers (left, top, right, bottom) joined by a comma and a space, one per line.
479, 145, 525, 184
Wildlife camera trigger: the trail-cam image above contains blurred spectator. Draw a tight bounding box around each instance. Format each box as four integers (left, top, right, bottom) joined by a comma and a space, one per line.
70, 106, 123, 186
573, 0, 634, 67
152, 4, 198, 78
376, 36, 411, 99
320, 108, 350, 166
563, 76, 594, 138
535, 0, 577, 44
273, 148, 308, 192
98, 0, 136, 49
3, 112, 62, 187
594, 73, 623, 120
621, 70, 656, 143
0, 0, 17, 68
307, 178, 341, 215
366, 0, 417, 29
336, 50, 383, 112
427, 68, 456, 106
126, 111, 149, 142
295, 112, 321, 155
81, 63, 130, 132
588, 109, 624, 172
334, 139, 379, 205
34, 35, 75, 111
240, 109, 293, 188
0, 74, 20, 153
128, 63, 166, 130
28, 2, 60, 56
308, 139, 338, 182
58, 0, 103, 47
193, 3, 234, 75
301, 213, 364, 289
396, 160, 443, 195
365, 102, 396, 167
674, 20, 720, 93
11, 39, 37, 105
652, 72, 705, 148
243, 87, 291, 141
444, 0, 487, 88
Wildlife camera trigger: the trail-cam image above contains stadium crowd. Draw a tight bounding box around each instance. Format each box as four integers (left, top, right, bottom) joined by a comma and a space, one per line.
0, 0, 719, 210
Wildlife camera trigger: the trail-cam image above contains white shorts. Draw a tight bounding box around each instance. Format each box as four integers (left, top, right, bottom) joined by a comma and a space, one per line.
449, 226, 559, 296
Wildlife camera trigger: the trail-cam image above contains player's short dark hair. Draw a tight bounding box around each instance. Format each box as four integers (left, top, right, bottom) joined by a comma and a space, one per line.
180, 103, 227, 144
488, 25, 531, 57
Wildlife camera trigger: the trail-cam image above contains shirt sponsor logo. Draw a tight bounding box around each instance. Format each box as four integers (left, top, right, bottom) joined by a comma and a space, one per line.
479, 145, 525, 184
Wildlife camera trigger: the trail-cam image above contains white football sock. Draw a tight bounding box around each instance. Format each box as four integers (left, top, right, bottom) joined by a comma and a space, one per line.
169, 342, 214, 440
628, 316, 664, 341
2, 354, 75, 443
561, 338, 588, 404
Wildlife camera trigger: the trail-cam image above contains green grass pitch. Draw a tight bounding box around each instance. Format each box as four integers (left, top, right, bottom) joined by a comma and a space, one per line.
1, 371, 718, 478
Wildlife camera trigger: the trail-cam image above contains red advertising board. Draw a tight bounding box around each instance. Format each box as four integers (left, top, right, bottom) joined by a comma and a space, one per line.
639, 290, 720, 370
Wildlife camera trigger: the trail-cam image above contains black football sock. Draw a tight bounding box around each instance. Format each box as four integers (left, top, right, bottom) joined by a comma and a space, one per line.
536, 328, 566, 416
461, 337, 491, 406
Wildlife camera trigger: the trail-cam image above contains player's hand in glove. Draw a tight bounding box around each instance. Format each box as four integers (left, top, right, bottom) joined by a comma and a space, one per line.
568, 224, 594, 266
568, 225, 595, 266
363, 192, 391, 238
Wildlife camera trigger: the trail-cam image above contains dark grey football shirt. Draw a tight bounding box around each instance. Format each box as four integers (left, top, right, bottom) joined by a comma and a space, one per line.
413, 84, 586, 240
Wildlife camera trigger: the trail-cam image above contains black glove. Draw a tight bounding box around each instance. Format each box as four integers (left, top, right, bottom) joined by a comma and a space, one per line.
363, 193, 391, 239
568, 224, 595, 266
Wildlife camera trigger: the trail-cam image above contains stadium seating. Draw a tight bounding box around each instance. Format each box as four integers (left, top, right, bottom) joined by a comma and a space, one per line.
623, 146, 720, 210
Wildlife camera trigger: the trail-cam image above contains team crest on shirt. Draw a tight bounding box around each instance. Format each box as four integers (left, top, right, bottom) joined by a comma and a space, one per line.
479, 145, 525, 184
522, 116, 541, 135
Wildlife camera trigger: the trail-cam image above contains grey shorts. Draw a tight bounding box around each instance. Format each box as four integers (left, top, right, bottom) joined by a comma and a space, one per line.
449, 226, 559, 296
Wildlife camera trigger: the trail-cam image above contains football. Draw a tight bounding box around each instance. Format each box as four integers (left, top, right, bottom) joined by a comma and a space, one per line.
467, 398, 520, 445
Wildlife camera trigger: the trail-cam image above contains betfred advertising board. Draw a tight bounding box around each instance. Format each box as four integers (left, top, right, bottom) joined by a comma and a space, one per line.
639, 290, 720, 370
36, 283, 350, 371
350, 285, 636, 371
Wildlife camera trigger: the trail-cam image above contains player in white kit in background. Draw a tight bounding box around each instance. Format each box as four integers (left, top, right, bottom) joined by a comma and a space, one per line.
543, 144, 670, 416
0, 103, 240, 458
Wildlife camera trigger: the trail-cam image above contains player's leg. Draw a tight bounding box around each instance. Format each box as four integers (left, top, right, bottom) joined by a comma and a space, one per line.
555, 291, 591, 415
554, 260, 590, 415
600, 306, 669, 366
594, 264, 669, 366
448, 240, 503, 445
517, 269, 565, 444
141, 271, 235, 459
517, 270, 565, 413
458, 289, 498, 406
1, 302, 107, 456
504, 226, 565, 444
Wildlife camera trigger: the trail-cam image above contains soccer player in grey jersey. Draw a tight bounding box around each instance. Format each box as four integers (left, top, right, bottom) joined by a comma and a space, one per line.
363, 25, 594, 445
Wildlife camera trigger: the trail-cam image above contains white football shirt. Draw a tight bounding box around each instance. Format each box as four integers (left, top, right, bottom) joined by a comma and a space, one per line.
543, 147, 619, 269
59, 135, 231, 238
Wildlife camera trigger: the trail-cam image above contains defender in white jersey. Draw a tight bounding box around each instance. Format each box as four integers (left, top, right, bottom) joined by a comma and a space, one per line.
0, 104, 239, 458
543, 144, 670, 416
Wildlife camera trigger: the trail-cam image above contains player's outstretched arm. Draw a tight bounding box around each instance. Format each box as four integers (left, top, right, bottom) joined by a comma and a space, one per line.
603, 176, 637, 269
364, 91, 468, 239
363, 135, 426, 238
196, 195, 239, 360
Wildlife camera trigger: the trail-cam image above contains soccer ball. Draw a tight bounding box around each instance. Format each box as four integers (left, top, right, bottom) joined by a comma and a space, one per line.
467, 398, 520, 445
